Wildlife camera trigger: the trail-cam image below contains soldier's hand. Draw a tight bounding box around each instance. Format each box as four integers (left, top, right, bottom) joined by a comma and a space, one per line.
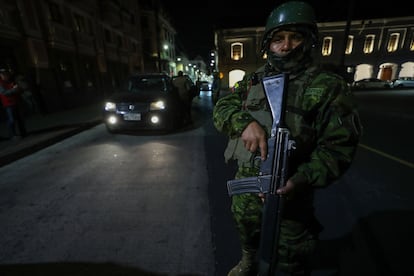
276, 178, 307, 200
276, 179, 296, 199
241, 121, 267, 160
258, 192, 265, 203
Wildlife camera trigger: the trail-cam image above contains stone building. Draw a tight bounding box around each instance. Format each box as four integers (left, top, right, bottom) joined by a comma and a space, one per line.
214, 16, 414, 90
0, 0, 186, 114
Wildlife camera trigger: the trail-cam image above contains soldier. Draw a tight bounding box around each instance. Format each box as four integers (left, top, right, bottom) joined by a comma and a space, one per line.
213, 1, 362, 275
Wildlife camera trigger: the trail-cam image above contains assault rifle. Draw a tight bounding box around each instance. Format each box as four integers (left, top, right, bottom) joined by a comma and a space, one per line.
226, 73, 294, 275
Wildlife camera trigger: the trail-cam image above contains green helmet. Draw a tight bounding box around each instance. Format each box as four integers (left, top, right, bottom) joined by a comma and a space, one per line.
261, 1, 318, 51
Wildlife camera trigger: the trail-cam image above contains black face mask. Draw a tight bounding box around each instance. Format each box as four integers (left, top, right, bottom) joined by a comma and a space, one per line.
266, 35, 315, 74
263, 26, 316, 74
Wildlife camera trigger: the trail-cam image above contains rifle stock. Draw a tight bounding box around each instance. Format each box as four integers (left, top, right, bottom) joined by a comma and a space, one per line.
226, 73, 293, 275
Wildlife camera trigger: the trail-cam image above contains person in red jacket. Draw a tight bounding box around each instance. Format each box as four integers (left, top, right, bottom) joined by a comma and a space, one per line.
0, 68, 27, 139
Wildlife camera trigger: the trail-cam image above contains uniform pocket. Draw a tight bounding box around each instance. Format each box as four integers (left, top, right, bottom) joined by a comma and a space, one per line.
224, 138, 253, 163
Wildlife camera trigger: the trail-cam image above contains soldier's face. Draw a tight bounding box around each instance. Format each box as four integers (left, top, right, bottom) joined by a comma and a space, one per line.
269, 30, 304, 57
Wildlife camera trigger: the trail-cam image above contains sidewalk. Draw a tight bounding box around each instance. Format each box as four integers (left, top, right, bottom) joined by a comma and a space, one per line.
0, 102, 103, 168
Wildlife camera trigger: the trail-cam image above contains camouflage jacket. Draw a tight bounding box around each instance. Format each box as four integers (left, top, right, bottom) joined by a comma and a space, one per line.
213, 64, 362, 188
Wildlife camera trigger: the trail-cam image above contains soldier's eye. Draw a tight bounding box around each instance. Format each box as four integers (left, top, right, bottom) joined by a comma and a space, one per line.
291, 34, 304, 41
271, 37, 283, 43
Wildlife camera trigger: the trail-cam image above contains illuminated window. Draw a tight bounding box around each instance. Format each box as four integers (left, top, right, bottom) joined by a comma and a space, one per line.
363, 34, 375, 54
387, 33, 399, 52
345, 35, 354, 55
410, 32, 414, 51
231, 43, 243, 60
322, 37, 333, 56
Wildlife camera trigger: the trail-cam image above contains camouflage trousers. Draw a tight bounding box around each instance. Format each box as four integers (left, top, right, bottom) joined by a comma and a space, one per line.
231, 189, 318, 274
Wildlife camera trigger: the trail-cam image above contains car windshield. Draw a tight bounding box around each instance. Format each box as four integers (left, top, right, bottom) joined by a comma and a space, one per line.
127, 76, 169, 93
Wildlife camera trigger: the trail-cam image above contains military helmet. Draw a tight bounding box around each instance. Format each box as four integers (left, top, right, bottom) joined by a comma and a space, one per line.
261, 1, 318, 51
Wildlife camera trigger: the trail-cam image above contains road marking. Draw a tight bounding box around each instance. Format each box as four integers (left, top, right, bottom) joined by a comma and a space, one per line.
359, 143, 414, 169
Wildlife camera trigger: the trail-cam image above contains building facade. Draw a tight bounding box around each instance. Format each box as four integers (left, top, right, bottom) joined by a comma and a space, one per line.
0, 0, 194, 115
214, 16, 414, 90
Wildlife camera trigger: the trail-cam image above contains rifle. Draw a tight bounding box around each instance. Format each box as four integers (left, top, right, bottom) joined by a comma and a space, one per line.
226, 73, 294, 275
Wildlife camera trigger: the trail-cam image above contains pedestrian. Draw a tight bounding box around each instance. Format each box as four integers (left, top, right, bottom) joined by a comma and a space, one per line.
213, 1, 362, 275
211, 71, 221, 105
0, 68, 27, 139
173, 70, 194, 124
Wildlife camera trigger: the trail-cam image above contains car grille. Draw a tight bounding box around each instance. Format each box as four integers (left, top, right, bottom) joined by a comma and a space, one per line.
117, 102, 148, 112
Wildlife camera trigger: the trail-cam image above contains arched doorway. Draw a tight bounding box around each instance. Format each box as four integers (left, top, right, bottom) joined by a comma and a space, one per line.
228, 69, 245, 88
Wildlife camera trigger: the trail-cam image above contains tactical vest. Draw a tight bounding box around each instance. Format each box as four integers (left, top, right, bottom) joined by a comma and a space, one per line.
224, 65, 324, 169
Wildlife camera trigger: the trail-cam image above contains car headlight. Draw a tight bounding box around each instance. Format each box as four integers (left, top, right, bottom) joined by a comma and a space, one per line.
150, 100, 166, 110
105, 101, 116, 111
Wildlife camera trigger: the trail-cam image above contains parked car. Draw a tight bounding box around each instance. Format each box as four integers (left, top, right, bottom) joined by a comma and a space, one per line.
390, 77, 414, 88
351, 78, 391, 89
103, 73, 185, 133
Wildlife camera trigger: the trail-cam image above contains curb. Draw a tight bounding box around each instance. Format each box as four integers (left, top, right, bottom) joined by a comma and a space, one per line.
0, 121, 101, 168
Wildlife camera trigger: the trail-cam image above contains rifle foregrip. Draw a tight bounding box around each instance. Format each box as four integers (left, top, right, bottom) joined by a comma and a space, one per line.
226, 175, 271, 196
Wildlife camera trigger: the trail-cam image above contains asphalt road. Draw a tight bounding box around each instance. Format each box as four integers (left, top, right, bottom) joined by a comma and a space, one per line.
0, 89, 413, 276
0, 93, 217, 276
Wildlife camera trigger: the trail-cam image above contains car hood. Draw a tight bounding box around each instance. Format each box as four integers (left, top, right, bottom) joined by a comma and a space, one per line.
106, 91, 171, 102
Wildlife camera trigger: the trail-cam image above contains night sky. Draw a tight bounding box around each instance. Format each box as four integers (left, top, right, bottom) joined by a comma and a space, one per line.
162, 0, 409, 61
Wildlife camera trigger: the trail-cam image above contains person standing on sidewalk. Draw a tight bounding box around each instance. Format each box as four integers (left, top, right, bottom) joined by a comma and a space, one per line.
173, 70, 194, 124
213, 1, 362, 275
0, 68, 27, 139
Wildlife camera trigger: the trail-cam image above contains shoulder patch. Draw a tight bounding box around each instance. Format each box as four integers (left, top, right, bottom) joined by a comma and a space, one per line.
304, 87, 324, 104
305, 87, 324, 95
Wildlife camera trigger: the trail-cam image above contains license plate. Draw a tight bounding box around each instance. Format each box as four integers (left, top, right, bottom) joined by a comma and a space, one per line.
124, 113, 141, 121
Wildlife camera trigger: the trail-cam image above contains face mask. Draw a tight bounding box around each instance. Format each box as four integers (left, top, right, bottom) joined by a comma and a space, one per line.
266, 41, 312, 73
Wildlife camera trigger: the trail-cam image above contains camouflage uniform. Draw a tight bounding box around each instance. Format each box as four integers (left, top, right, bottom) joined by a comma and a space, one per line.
213, 63, 361, 274
214, 2, 362, 274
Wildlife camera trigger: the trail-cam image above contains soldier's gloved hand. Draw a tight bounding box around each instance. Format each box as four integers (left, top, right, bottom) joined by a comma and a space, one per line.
241, 120, 267, 160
